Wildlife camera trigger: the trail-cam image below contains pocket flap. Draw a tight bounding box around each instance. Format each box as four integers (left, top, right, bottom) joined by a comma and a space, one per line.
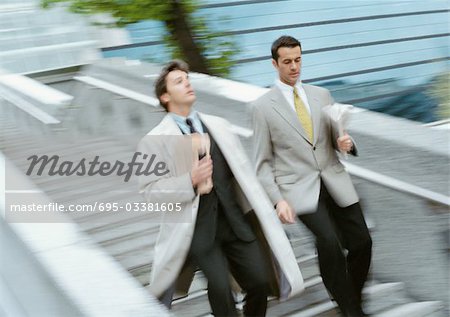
275, 174, 298, 184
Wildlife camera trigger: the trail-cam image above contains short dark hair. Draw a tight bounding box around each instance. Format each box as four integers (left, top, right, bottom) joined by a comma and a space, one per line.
154, 59, 189, 110
271, 35, 302, 61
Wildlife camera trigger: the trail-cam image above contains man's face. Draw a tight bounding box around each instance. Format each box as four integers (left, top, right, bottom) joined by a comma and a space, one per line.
161, 70, 196, 110
272, 45, 302, 86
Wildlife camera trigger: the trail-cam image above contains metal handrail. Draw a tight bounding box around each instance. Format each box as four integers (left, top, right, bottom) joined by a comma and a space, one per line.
343, 161, 450, 207
0, 86, 60, 124
74, 75, 160, 107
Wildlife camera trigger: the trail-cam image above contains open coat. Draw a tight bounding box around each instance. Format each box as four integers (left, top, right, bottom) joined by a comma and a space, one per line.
138, 112, 304, 300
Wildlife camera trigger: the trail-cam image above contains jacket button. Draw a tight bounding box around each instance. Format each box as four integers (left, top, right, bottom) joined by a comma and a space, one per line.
313, 146, 316, 150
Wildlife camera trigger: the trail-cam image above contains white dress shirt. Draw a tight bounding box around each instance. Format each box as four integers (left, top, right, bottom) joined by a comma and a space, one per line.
275, 79, 311, 115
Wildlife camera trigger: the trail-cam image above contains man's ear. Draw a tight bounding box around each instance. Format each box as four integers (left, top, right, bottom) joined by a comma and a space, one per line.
272, 59, 278, 69
160, 92, 170, 105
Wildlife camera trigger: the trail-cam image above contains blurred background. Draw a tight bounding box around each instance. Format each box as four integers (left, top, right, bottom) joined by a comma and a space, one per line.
1, 0, 448, 122
0, 0, 448, 316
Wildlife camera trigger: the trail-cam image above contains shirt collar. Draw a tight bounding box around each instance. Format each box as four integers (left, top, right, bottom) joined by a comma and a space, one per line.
169, 110, 202, 134
169, 109, 198, 121
275, 79, 303, 93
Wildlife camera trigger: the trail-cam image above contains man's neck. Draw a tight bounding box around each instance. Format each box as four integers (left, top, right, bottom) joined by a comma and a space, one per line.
277, 78, 301, 88
168, 104, 192, 117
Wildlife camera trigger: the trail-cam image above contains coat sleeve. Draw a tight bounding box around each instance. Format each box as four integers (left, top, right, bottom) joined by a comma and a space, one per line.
251, 102, 283, 206
137, 136, 196, 204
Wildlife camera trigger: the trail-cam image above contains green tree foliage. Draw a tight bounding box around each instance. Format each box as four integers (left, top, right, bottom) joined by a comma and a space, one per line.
41, 0, 238, 76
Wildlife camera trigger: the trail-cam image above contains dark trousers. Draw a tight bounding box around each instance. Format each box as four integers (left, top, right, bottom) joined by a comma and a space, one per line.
183, 210, 270, 317
190, 238, 270, 316
298, 184, 372, 317
158, 234, 270, 317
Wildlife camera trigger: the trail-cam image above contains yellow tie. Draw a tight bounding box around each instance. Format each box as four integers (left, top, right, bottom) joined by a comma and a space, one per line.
294, 87, 313, 142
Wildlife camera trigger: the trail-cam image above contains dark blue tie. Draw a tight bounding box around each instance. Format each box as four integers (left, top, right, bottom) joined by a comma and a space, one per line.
186, 118, 206, 159
186, 118, 197, 134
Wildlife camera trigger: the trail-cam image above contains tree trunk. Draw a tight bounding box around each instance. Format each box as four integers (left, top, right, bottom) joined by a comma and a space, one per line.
165, 0, 210, 74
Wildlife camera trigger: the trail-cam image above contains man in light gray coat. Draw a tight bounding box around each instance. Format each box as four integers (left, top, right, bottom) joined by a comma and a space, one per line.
252, 36, 372, 317
139, 60, 304, 317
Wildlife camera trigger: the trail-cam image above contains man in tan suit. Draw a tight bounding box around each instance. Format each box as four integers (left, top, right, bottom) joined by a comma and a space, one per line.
252, 36, 372, 317
139, 60, 304, 317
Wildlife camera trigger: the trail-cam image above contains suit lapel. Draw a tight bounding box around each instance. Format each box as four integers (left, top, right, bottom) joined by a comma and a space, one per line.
199, 121, 216, 155
303, 85, 322, 145
270, 86, 312, 144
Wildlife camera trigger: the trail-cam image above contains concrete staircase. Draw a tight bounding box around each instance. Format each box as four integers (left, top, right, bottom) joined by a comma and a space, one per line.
0, 111, 445, 317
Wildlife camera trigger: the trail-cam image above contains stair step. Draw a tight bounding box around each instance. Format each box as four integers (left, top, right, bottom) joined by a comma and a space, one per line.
290, 236, 317, 257
168, 257, 324, 317
286, 280, 410, 316
267, 282, 331, 317
169, 277, 425, 317
86, 221, 159, 245
100, 226, 158, 250
32, 158, 134, 192
168, 255, 321, 302
374, 301, 444, 317
61, 189, 142, 206
170, 275, 329, 317
286, 300, 336, 317
3, 138, 125, 164
105, 234, 158, 260
363, 282, 407, 314
76, 207, 157, 232
130, 263, 153, 286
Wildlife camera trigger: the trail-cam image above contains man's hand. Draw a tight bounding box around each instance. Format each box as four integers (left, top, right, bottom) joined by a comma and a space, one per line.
337, 133, 353, 153
275, 200, 296, 224
191, 155, 213, 188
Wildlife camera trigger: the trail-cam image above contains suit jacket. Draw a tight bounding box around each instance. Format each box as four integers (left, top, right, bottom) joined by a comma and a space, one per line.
189, 123, 256, 254
138, 112, 304, 300
251, 84, 359, 214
